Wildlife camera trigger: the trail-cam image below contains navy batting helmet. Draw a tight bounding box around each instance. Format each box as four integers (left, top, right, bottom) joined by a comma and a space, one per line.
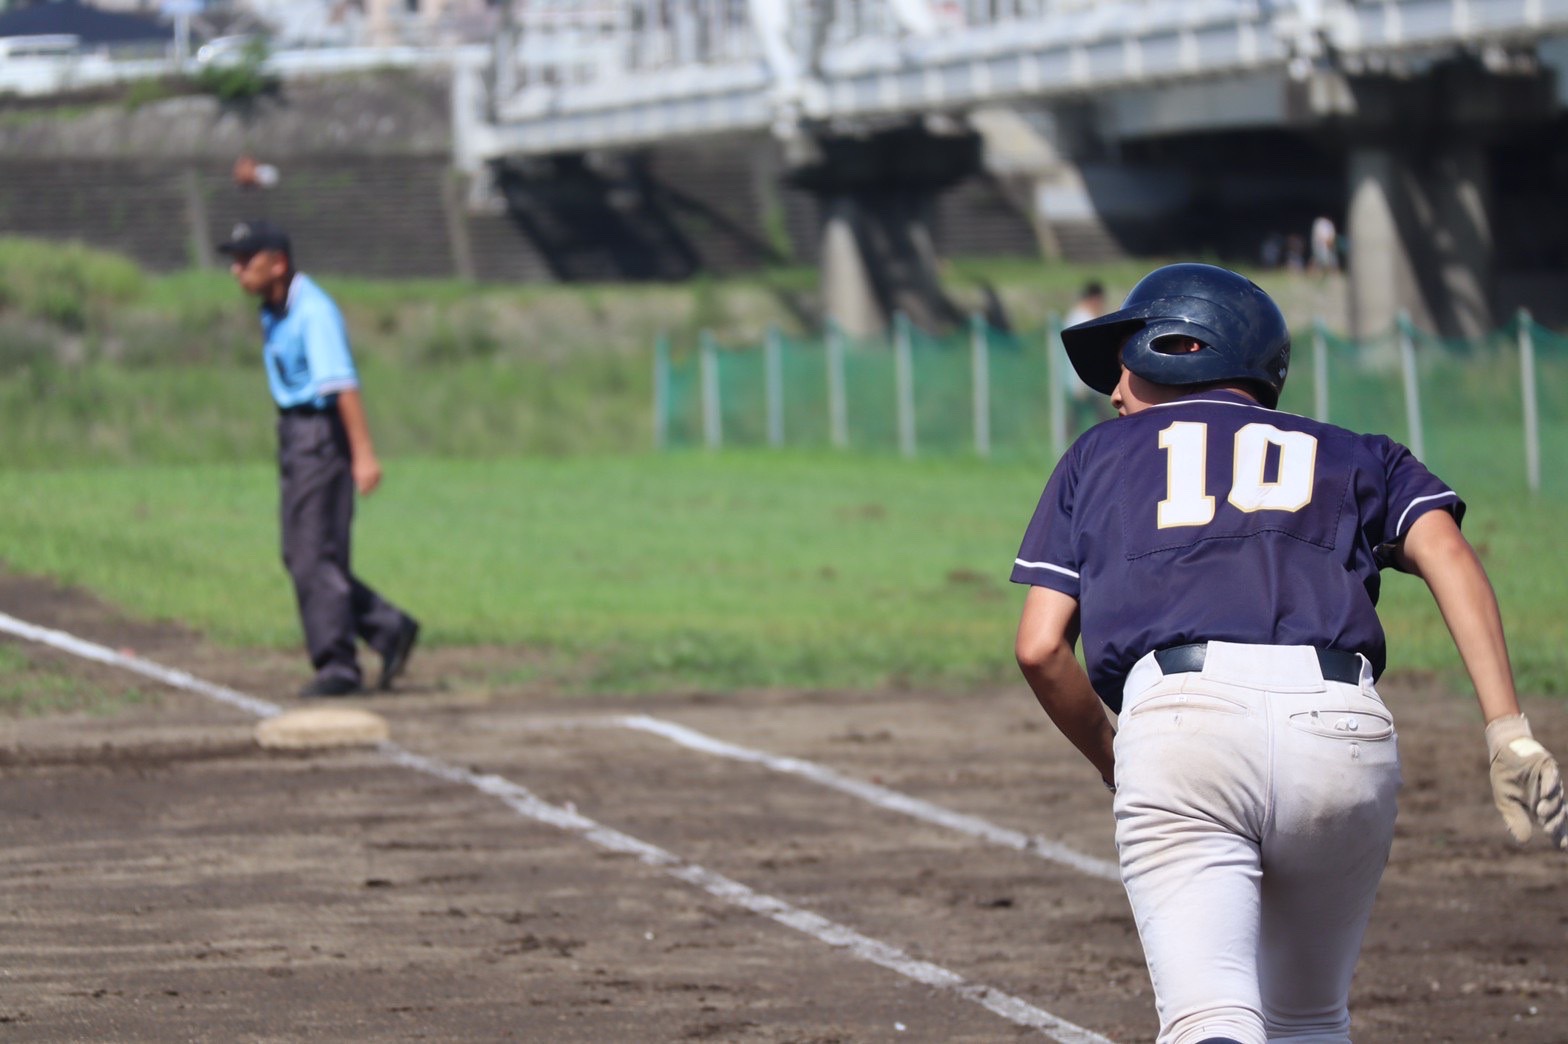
1061, 263, 1291, 408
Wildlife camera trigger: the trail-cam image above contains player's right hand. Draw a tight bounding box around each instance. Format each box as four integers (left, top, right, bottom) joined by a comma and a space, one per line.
1486, 715, 1568, 850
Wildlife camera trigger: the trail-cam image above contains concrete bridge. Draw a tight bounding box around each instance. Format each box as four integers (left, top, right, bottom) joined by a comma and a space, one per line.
456, 0, 1568, 337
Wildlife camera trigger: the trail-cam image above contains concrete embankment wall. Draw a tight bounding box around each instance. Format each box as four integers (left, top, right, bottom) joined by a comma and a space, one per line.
0, 71, 1038, 284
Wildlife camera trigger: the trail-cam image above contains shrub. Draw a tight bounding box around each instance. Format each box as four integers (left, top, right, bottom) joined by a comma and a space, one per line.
191, 39, 279, 105
0, 238, 145, 331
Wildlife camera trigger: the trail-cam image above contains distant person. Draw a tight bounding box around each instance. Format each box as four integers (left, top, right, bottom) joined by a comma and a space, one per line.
1063, 280, 1105, 331
218, 220, 419, 699
1260, 231, 1284, 269
1311, 214, 1339, 273
1285, 233, 1306, 273
1061, 280, 1112, 436
233, 152, 281, 190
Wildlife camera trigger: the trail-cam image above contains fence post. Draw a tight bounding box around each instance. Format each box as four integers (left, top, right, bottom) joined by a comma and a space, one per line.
1312, 317, 1330, 423
1397, 310, 1424, 460
700, 330, 721, 451
1519, 308, 1541, 495
652, 333, 670, 450
970, 312, 991, 458
826, 322, 848, 449
894, 311, 917, 458
1047, 314, 1068, 459
764, 324, 784, 448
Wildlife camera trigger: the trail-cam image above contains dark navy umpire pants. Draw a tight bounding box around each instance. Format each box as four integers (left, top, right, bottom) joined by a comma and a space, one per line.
277, 409, 407, 687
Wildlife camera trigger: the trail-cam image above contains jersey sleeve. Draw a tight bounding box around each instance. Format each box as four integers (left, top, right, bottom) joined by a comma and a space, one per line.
300, 297, 359, 398
1010, 451, 1082, 598
1373, 437, 1466, 563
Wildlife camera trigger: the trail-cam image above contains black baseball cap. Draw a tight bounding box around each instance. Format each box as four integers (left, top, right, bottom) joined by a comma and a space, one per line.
217, 219, 291, 258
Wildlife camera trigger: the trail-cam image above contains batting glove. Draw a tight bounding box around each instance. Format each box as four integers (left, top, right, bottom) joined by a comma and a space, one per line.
1485, 715, 1568, 850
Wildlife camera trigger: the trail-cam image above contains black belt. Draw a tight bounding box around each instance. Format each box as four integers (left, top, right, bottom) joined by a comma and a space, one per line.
278, 403, 332, 417
1152, 643, 1363, 685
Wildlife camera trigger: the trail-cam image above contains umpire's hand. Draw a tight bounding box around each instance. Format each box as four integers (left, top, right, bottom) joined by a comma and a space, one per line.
353, 453, 382, 496
1486, 715, 1568, 849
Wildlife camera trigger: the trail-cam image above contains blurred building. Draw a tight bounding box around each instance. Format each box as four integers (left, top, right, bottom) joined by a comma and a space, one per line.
0, 0, 501, 47
0, 0, 172, 53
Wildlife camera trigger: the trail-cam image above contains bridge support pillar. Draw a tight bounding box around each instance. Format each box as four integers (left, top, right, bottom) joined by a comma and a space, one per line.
820, 198, 883, 340
1333, 59, 1555, 339
1428, 142, 1493, 340
1346, 148, 1409, 341
789, 122, 981, 337
1347, 140, 1493, 340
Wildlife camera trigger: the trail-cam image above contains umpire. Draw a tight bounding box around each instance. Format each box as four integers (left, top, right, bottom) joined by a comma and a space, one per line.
220, 220, 419, 698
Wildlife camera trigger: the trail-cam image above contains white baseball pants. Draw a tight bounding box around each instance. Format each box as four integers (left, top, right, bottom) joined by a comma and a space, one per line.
1112, 642, 1402, 1044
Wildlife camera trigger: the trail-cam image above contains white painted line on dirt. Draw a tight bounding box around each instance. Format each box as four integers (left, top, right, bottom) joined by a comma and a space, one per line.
0, 613, 1120, 1044
611, 714, 1123, 883
0, 611, 282, 720
431, 713, 1119, 881
382, 744, 1118, 1044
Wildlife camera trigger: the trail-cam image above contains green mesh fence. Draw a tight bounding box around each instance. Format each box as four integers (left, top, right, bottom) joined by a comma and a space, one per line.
657, 314, 1566, 496
986, 326, 1055, 457
840, 327, 898, 451
1528, 318, 1568, 500
662, 339, 703, 449
906, 322, 972, 453
714, 334, 766, 446
1403, 319, 1527, 497
779, 332, 831, 448
1314, 327, 1409, 442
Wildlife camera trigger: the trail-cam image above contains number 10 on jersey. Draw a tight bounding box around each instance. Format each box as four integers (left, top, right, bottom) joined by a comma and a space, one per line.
1157, 421, 1318, 529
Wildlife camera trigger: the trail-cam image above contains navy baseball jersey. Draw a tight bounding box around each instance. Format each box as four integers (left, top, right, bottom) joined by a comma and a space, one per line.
1011, 390, 1464, 709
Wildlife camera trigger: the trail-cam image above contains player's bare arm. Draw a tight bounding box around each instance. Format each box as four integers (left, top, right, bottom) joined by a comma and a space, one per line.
1015, 585, 1116, 788
1391, 509, 1518, 722
335, 388, 383, 496
1393, 508, 1568, 849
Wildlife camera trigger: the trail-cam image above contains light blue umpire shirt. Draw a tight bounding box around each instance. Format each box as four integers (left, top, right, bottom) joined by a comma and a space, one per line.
261, 273, 360, 409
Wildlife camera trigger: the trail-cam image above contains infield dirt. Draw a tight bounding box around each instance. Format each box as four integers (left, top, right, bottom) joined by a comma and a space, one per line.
1, 572, 1564, 1042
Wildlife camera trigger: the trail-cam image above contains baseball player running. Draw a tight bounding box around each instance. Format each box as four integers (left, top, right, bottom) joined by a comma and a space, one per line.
1011, 263, 1566, 1044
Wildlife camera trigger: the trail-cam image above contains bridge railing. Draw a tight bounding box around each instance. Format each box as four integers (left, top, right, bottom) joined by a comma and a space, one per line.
480, 0, 1308, 154
504, 0, 758, 87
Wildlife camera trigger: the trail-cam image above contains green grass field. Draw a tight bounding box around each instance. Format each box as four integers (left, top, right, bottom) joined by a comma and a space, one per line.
3, 236, 1567, 705
2, 451, 1565, 698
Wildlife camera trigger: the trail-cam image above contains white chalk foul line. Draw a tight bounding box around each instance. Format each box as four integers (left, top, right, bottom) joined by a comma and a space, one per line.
383, 745, 1117, 1044
0, 611, 282, 720
0, 611, 1117, 1044
612, 714, 1123, 883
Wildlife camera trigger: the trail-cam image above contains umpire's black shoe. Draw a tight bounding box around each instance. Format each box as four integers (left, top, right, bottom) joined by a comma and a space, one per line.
378, 618, 420, 691
298, 675, 363, 699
